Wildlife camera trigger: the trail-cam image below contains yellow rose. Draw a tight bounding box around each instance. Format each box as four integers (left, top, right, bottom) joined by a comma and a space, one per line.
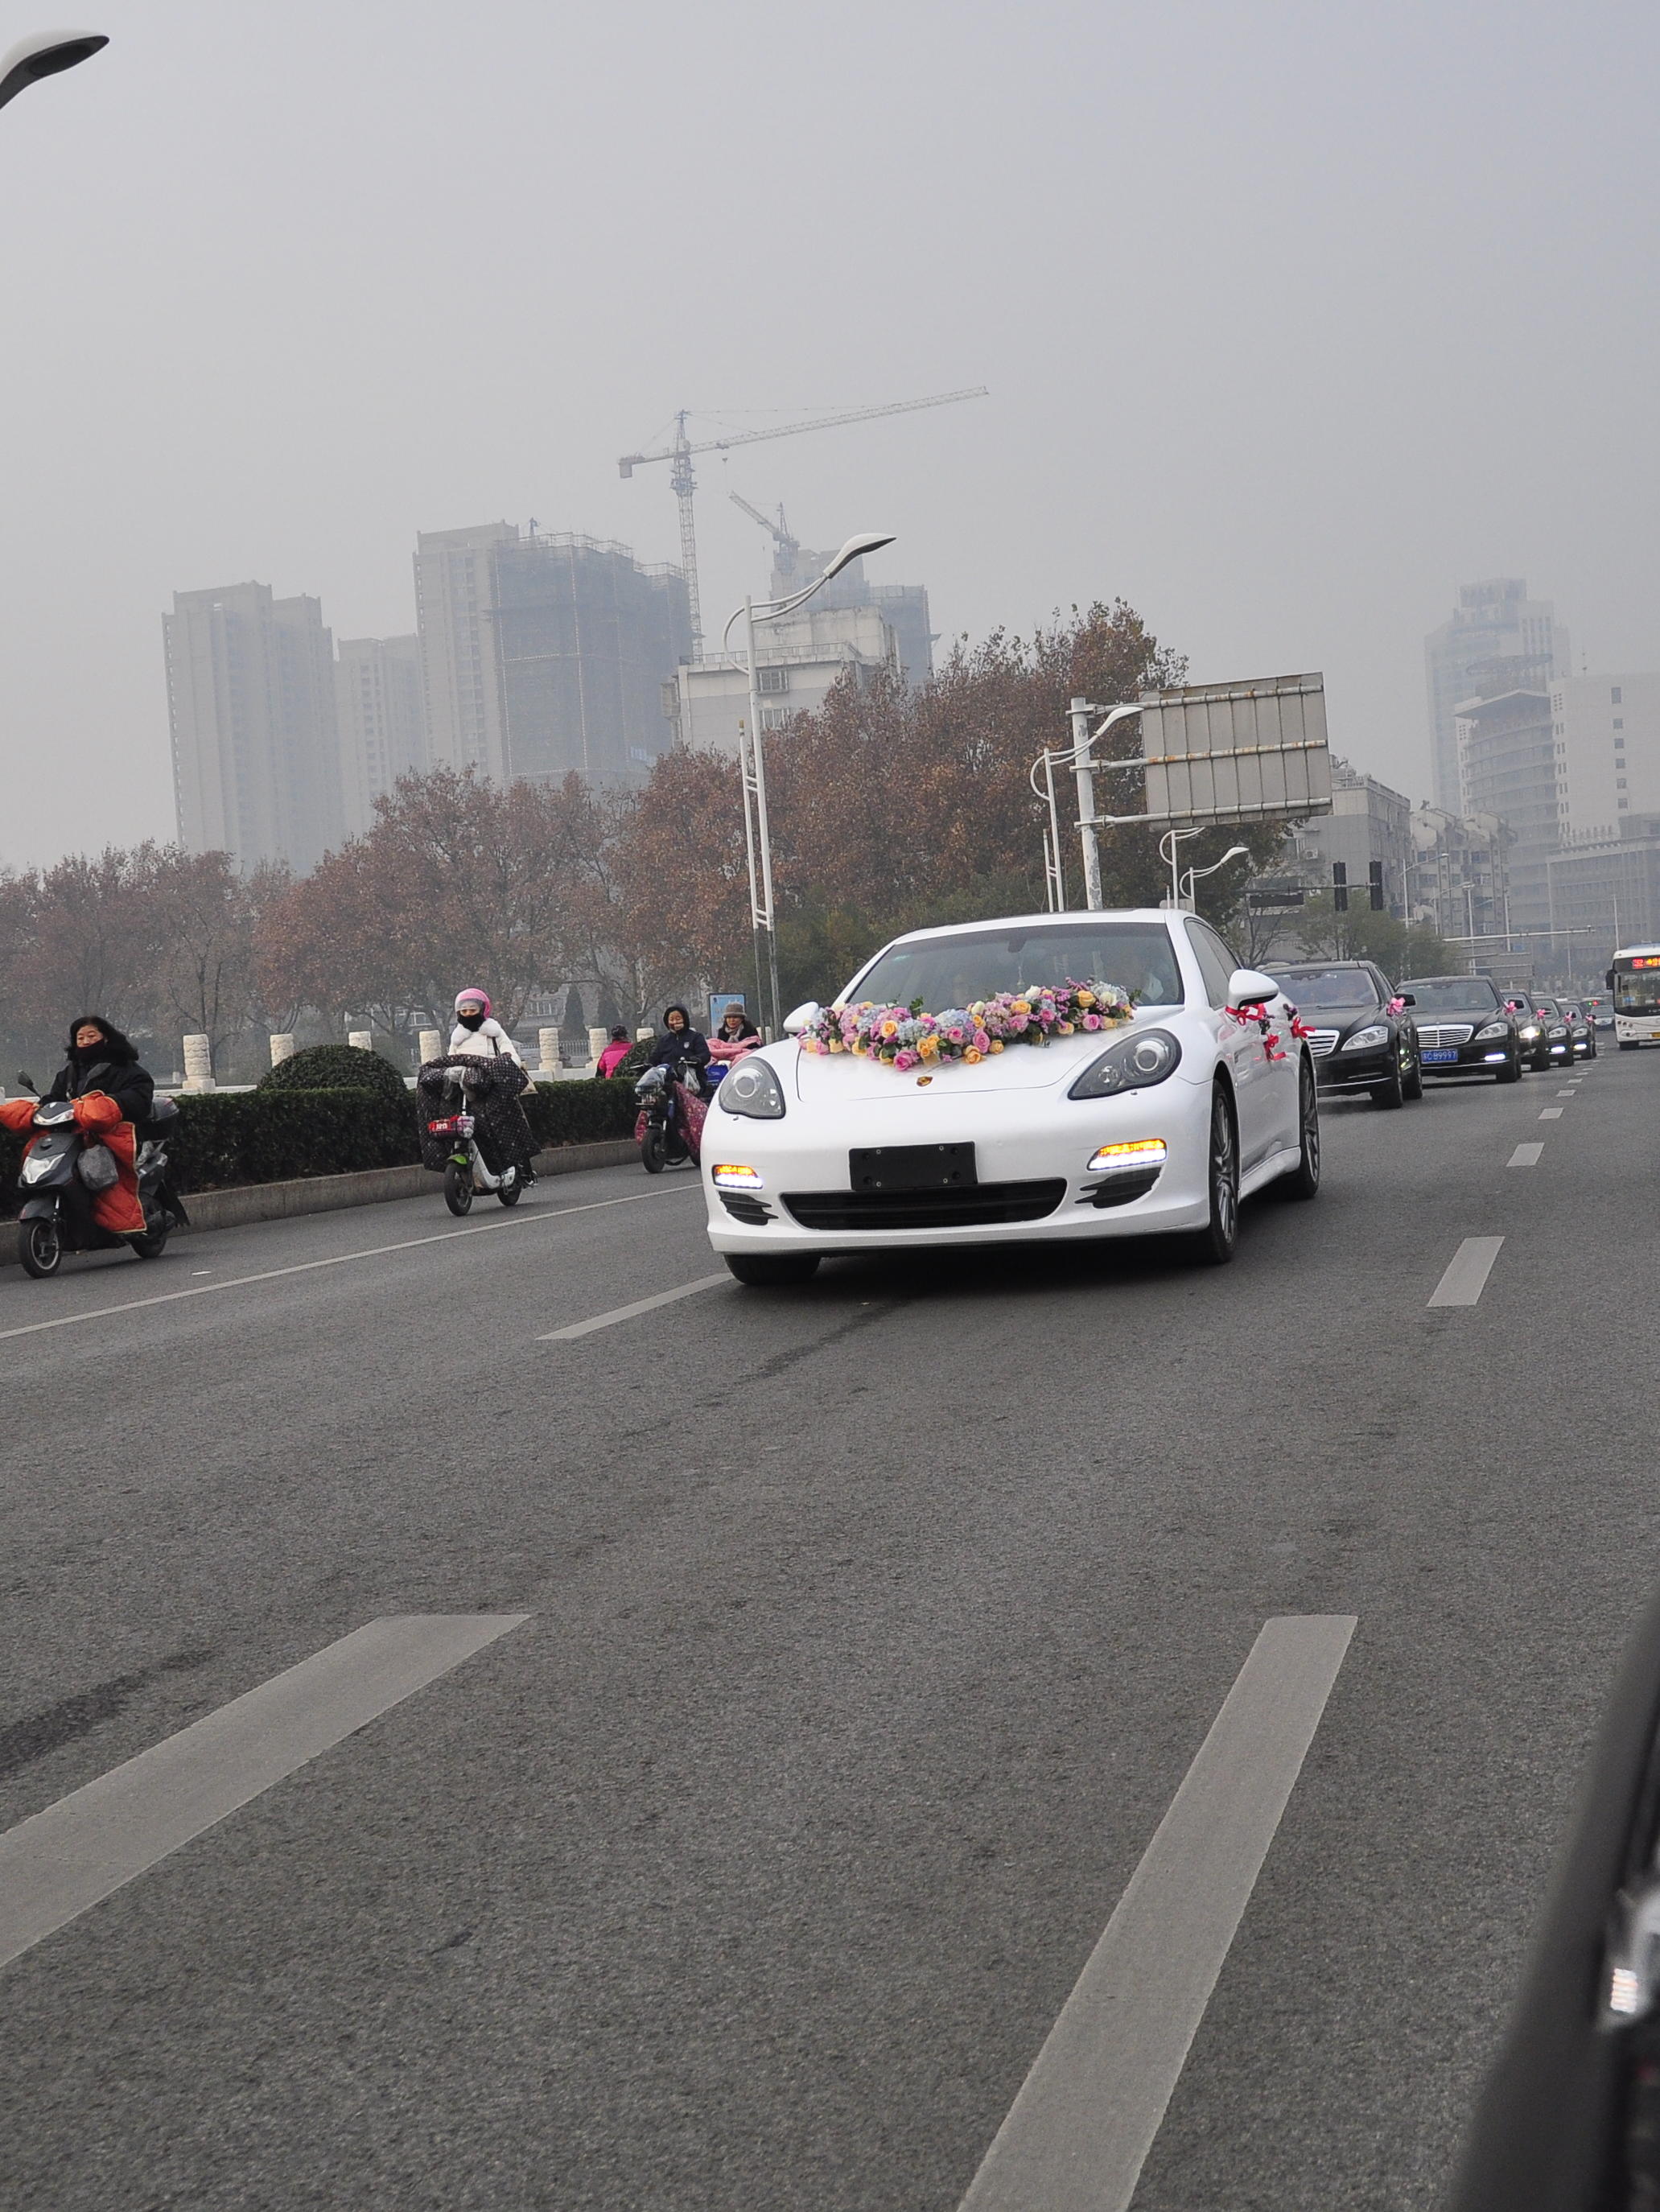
964, 1047, 982, 1063
1011, 999, 1030, 1018
1057, 1020, 1073, 1034
879, 1019, 899, 1038
829, 1039, 845, 1053
1077, 990, 1096, 1007
990, 1040, 1004, 1054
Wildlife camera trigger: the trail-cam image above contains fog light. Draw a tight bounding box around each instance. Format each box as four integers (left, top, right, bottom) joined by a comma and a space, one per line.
1482, 1052, 1506, 1062
712, 1163, 764, 1190
1087, 1139, 1168, 1173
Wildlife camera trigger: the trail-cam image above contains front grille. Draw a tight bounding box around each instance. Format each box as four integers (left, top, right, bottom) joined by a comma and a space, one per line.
783, 1180, 1067, 1232
1417, 1024, 1474, 1048
1308, 1028, 1339, 1057
719, 1192, 772, 1225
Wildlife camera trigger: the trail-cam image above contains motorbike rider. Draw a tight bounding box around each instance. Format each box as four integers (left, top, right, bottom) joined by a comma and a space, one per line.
0, 1015, 154, 1241
649, 1003, 711, 1094
445, 988, 535, 1181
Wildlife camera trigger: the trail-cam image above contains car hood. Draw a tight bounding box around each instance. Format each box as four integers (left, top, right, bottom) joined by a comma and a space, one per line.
792, 1024, 1122, 1102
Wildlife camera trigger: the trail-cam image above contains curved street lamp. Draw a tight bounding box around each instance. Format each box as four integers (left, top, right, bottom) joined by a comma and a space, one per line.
721, 533, 897, 1036
0, 30, 108, 116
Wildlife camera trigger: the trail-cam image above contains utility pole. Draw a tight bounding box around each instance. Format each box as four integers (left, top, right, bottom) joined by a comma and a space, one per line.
1069, 698, 1102, 909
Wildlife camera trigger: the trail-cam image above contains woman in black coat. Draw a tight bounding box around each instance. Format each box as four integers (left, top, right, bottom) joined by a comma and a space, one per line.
649, 1004, 711, 1085
44, 1015, 156, 1126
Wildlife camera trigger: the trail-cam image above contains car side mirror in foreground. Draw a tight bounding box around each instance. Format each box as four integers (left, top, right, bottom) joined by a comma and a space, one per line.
15, 1070, 35, 1094
1449, 1581, 1660, 2210
1225, 969, 1282, 1009
783, 1002, 821, 1036
1398, 993, 1416, 1007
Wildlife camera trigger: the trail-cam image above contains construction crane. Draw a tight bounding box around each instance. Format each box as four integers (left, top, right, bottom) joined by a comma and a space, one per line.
727, 490, 802, 589
618, 385, 987, 653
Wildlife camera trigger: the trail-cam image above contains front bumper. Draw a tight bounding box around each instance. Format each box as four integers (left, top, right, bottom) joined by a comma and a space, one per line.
1314, 1045, 1397, 1091
702, 1080, 1216, 1254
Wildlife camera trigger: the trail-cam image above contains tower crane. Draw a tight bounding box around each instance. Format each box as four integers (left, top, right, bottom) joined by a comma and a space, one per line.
727, 490, 802, 589
618, 385, 987, 653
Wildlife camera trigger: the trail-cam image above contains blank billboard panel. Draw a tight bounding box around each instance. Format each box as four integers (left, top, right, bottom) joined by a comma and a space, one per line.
1139, 673, 1332, 824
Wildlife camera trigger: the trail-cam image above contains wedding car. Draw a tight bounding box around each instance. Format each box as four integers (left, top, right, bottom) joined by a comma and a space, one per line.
702, 909, 1320, 1284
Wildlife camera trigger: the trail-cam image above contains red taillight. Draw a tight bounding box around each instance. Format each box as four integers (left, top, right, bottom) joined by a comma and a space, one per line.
426, 1116, 461, 1134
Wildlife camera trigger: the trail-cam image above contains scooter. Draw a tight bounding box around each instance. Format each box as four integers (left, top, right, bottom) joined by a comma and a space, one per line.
426, 1064, 521, 1217
11, 1074, 181, 1278
634, 1060, 705, 1174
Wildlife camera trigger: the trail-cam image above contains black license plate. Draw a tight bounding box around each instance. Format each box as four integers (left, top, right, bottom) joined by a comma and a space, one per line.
849, 1142, 977, 1193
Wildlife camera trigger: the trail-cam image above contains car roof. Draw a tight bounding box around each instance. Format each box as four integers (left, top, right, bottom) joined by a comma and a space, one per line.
1398, 974, 1497, 985
1265, 958, 1373, 970
885, 908, 1179, 945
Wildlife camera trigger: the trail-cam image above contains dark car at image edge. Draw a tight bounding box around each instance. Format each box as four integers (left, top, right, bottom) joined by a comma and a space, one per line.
1396, 974, 1523, 1082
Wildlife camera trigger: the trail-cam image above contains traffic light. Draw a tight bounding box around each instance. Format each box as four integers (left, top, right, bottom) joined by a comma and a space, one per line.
1370, 860, 1385, 912
1333, 862, 1349, 913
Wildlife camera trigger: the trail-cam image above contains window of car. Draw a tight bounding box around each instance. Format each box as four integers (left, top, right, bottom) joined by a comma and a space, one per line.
1184, 921, 1239, 1009
1398, 977, 1503, 1015
848, 921, 1186, 1010
1267, 966, 1380, 1012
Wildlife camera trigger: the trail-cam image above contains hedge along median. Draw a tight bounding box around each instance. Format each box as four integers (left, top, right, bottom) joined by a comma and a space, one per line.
0, 1080, 639, 1216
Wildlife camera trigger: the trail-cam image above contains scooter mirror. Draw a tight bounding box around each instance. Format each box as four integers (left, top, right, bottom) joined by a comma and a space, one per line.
15, 1070, 36, 1094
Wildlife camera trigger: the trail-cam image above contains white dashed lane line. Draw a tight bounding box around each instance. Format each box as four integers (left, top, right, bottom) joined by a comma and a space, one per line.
957, 1617, 1357, 2212
1509, 1143, 1544, 1168
538, 1272, 728, 1341
0, 1615, 529, 1972
1427, 1237, 1505, 1308
1539, 1108, 1563, 1120
0, 1185, 696, 1345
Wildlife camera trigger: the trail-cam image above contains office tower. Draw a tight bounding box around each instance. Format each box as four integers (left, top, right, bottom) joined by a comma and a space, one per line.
164, 581, 344, 874
1423, 579, 1569, 814
1545, 672, 1660, 846
336, 634, 425, 836
1455, 689, 1555, 930
414, 522, 692, 787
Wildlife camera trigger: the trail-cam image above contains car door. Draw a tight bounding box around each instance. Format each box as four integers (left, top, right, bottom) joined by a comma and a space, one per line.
1184, 920, 1280, 1169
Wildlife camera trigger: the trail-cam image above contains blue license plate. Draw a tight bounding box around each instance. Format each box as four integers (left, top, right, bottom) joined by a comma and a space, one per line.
1423, 1048, 1458, 1064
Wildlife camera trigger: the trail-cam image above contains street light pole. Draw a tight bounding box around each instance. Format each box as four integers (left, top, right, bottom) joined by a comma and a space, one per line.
723, 530, 896, 1039
1069, 698, 1103, 911
0, 29, 107, 114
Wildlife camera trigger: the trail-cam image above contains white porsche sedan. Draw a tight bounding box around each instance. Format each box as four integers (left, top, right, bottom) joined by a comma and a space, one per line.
702, 908, 1320, 1285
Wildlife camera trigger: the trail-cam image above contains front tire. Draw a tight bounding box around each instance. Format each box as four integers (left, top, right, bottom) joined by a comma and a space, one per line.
18, 1217, 61, 1278
724, 1253, 821, 1287
129, 1223, 169, 1260
1371, 1061, 1404, 1109
1497, 1052, 1522, 1085
1279, 1059, 1321, 1200
1186, 1085, 1239, 1264
641, 1127, 667, 1175
1403, 1052, 1423, 1102
443, 1160, 473, 1215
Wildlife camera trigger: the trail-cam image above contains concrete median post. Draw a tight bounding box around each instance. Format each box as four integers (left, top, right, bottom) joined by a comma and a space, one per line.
418, 1028, 443, 1065
636, 1027, 653, 1043
269, 1033, 295, 1067
348, 1030, 373, 1052
538, 1027, 561, 1077
587, 1027, 608, 1063
182, 1034, 215, 1091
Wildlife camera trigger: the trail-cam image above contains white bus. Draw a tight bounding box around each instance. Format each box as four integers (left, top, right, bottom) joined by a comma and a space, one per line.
1608, 945, 1660, 1047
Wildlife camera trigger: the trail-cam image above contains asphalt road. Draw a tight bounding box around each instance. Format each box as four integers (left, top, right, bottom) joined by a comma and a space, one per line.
0, 1046, 1651, 2209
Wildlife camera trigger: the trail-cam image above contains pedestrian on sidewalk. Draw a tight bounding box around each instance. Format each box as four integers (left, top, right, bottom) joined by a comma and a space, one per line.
596, 1027, 633, 1078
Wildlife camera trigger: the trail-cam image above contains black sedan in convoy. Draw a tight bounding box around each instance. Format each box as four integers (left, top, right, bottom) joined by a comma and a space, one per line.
1396, 974, 1524, 1082
1263, 959, 1423, 1107
1527, 993, 1576, 1069
1504, 989, 1555, 1072
1563, 1000, 1599, 1059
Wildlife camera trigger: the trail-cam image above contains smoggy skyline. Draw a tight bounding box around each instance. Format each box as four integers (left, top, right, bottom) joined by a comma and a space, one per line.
2, 0, 1655, 867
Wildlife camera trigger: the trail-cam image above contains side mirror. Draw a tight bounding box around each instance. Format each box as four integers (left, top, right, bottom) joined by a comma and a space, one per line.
783, 1001, 821, 1036
1608, 970, 1617, 991
1398, 992, 1416, 1007
15, 1069, 36, 1094
1225, 968, 1282, 1009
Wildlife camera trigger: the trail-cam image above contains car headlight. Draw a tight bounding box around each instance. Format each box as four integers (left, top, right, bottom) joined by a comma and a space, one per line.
1068, 1027, 1182, 1099
1518, 1024, 1539, 1039
1473, 1020, 1510, 1042
1340, 1024, 1390, 1051
717, 1056, 785, 1118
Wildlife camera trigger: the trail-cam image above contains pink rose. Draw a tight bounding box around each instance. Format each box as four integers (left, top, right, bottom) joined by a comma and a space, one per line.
1083, 1012, 1102, 1031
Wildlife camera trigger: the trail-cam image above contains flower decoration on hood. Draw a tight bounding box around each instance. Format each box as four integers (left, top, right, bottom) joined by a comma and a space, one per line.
798, 980, 1133, 1069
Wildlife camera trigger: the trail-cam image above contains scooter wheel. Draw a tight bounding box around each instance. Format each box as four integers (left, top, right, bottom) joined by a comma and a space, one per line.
18, 1218, 61, 1278
641, 1127, 667, 1175
130, 1224, 170, 1260
497, 1171, 522, 1207
443, 1161, 473, 1216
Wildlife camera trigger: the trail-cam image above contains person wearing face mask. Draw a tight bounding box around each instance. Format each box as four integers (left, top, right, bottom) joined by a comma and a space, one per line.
0, 1014, 157, 1242
444, 989, 535, 1180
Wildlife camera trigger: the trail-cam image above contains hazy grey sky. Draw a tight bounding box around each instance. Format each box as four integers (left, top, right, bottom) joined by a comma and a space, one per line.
3, 0, 1655, 867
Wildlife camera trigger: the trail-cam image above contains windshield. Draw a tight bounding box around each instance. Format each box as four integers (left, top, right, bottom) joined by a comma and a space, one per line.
1401, 978, 1502, 1015
1270, 967, 1380, 1012
1613, 959, 1660, 1015
1533, 998, 1560, 1016
849, 921, 1184, 1010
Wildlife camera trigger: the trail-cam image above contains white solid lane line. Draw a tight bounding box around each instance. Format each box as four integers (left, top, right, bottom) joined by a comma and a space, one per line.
1428, 1236, 1505, 1308
1509, 1143, 1544, 1167
539, 1272, 729, 1341
1538, 1108, 1563, 1120
958, 1615, 1357, 2212
0, 1615, 528, 1973
0, 1185, 695, 1345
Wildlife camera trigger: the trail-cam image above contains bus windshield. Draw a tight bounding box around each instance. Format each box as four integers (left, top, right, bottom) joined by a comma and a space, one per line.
1613, 955, 1660, 1015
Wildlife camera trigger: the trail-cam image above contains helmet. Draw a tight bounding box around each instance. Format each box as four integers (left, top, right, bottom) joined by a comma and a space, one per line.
454, 988, 492, 1016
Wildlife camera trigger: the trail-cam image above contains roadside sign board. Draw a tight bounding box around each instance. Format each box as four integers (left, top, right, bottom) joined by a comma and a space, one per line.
1139, 673, 1332, 825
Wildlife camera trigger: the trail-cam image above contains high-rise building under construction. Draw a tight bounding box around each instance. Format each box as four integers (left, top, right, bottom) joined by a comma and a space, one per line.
414, 522, 691, 789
